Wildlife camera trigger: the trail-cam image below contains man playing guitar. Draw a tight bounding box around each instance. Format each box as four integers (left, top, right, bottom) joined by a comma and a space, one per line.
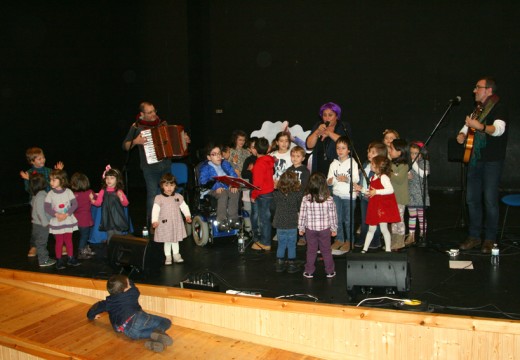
456, 77, 508, 254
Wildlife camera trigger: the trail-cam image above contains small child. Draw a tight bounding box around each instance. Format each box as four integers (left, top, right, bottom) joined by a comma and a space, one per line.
406, 141, 430, 245
286, 145, 310, 190
270, 131, 293, 183
44, 169, 80, 269
388, 139, 409, 250
382, 129, 400, 159
91, 166, 130, 243
71, 172, 95, 259
272, 171, 303, 273
356, 141, 388, 249
87, 274, 173, 353
251, 138, 275, 250
286, 145, 310, 247
29, 174, 56, 267
298, 173, 338, 278
20, 146, 64, 196
221, 144, 232, 162
327, 136, 359, 253
229, 130, 249, 177
152, 173, 192, 265
355, 156, 400, 253
198, 144, 240, 231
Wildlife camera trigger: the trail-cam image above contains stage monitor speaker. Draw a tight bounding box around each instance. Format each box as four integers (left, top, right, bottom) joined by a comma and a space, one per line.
108, 234, 149, 272
346, 252, 411, 292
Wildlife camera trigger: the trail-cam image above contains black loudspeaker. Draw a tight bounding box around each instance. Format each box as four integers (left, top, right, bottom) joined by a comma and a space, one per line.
346, 252, 411, 293
108, 234, 150, 273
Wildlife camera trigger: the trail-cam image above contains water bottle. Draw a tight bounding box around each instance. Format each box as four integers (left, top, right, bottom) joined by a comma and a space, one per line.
142, 226, 149, 238
490, 243, 499, 266
238, 237, 245, 254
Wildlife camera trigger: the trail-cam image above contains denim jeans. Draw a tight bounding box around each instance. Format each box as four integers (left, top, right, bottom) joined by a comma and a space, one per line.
255, 192, 273, 246
276, 228, 297, 259
333, 195, 356, 241
466, 160, 503, 241
124, 310, 172, 340
143, 161, 172, 222
250, 201, 259, 239
78, 226, 91, 250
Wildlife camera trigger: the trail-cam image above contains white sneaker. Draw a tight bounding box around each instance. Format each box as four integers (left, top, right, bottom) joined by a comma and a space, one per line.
173, 254, 184, 263
165, 255, 172, 265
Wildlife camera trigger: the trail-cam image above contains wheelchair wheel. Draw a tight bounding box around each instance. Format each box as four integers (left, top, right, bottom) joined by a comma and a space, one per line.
192, 215, 209, 246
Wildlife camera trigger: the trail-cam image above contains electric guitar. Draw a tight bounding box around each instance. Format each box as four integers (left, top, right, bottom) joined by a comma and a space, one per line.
462, 103, 484, 163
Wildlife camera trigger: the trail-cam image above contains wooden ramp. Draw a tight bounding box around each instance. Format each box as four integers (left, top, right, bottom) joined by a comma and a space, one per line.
0, 279, 318, 360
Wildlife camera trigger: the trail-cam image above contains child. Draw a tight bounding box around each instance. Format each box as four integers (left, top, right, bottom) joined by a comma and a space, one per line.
71, 172, 95, 259
251, 138, 275, 250
388, 138, 409, 250
270, 131, 293, 184
355, 156, 400, 253
44, 169, 80, 269
298, 173, 338, 278
91, 166, 130, 243
327, 136, 359, 254
152, 173, 192, 265
286, 145, 310, 247
406, 141, 430, 246
87, 274, 173, 353
382, 129, 400, 159
242, 137, 259, 237
19, 146, 64, 196
286, 145, 310, 190
29, 174, 56, 267
221, 144, 232, 162
199, 144, 241, 231
229, 130, 249, 177
272, 171, 303, 273
355, 141, 388, 249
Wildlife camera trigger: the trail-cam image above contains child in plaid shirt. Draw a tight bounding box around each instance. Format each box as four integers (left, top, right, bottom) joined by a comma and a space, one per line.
298, 173, 338, 279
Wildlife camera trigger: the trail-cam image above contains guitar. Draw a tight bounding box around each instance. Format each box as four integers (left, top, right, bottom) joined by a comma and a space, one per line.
462, 103, 484, 163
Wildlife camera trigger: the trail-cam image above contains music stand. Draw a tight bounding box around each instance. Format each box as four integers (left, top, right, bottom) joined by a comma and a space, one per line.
213, 176, 259, 251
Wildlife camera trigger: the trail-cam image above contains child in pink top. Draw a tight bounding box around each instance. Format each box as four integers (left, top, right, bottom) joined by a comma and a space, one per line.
71, 172, 95, 259
91, 166, 129, 243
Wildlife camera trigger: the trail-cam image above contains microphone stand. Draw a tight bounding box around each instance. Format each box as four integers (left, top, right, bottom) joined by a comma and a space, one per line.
415, 99, 458, 247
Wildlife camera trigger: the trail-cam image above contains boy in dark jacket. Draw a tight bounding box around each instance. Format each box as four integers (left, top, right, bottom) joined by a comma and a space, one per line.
87, 274, 173, 352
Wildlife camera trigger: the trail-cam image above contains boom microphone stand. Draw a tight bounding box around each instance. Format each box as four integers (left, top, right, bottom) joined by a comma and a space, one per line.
415, 96, 461, 247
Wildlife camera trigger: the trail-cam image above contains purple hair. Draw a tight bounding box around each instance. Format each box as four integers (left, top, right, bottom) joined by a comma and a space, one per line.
319, 102, 342, 120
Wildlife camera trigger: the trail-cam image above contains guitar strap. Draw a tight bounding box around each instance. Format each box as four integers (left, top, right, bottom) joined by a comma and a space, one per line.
471, 94, 499, 165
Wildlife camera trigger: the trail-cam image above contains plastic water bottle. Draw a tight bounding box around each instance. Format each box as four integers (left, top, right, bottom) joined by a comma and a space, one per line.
238, 237, 245, 254
490, 243, 499, 266
142, 226, 149, 238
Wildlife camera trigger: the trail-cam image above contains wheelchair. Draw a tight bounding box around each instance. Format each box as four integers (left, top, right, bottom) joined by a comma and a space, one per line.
191, 163, 251, 247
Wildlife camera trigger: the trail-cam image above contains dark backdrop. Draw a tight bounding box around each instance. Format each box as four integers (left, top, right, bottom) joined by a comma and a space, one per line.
2, 1, 519, 208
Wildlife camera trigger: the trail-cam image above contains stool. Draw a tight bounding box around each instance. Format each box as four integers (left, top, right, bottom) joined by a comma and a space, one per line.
500, 194, 520, 240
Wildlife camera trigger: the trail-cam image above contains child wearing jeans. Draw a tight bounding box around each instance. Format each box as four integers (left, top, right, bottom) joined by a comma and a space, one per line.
272, 171, 303, 273
87, 274, 173, 353
298, 173, 338, 278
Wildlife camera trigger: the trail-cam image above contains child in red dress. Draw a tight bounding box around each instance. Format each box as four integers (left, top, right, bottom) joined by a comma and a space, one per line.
355, 156, 400, 253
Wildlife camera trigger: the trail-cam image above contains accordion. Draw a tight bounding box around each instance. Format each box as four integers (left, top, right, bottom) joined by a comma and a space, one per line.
141, 125, 189, 164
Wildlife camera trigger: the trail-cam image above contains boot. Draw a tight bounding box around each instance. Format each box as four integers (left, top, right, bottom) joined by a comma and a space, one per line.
275, 258, 286, 272
404, 232, 415, 246
391, 234, 405, 251
173, 253, 184, 263
165, 255, 172, 265
331, 240, 342, 250
286, 260, 299, 274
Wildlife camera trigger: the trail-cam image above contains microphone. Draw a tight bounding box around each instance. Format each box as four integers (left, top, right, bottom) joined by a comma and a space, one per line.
449, 96, 461, 104
321, 121, 330, 140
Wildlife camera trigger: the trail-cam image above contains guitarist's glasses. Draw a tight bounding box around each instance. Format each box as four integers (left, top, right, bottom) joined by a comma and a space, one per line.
474, 85, 489, 90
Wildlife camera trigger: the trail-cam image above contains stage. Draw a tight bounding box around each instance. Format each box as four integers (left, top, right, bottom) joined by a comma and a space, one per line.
2, 188, 520, 321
